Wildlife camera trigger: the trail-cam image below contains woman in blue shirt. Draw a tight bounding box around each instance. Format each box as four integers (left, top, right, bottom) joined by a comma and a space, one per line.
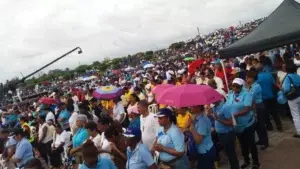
212, 101, 239, 169
190, 105, 215, 169
153, 108, 189, 169
70, 114, 89, 164
227, 78, 259, 169
282, 61, 300, 138
245, 71, 269, 150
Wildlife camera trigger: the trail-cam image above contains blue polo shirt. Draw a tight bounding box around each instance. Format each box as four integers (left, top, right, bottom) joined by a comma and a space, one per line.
73, 128, 89, 148
79, 156, 117, 169
126, 143, 155, 169
194, 114, 214, 154
213, 103, 234, 133
15, 138, 33, 168
157, 124, 185, 161
257, 72, 275, 100
283, 73, 300, 94
247, 82, 263, 104
226, 88, 255, 133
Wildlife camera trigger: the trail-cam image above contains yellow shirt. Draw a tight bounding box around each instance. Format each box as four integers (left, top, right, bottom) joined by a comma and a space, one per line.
177, 112, 192, 130
101, 100, 114, 110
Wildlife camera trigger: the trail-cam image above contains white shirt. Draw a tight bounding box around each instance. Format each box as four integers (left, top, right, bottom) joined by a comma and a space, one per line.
113, 102, 125, 122
140, 113, 159, 149
69, 112, 78, 135
213, 76, 224, 90
38, 123, 53, 143
53, 130, 70, 149
277, 71, 287, 84
91, 134, 102, 149
46, 112, 55, 123
100, 132, 113, 160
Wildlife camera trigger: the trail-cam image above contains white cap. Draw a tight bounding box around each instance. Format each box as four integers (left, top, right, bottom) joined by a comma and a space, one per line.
232, 78, 245, 86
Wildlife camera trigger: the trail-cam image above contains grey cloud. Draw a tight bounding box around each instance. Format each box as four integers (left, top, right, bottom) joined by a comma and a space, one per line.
0, 0, 283, 82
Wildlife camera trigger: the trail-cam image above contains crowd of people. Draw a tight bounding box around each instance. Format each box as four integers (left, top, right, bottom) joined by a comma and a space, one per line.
0, 17, 300, 169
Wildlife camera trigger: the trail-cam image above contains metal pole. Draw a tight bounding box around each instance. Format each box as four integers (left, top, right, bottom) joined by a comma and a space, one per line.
21, 47, 82, 82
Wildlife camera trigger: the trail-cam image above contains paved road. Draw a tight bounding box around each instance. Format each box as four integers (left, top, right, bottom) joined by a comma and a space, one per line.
218, 119, 300, 169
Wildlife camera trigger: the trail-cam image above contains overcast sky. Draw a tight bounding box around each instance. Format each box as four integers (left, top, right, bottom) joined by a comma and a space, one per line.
0, 0, 284, 82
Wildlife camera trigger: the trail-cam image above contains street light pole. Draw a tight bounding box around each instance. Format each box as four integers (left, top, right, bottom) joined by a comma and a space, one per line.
21, 46, 83, 82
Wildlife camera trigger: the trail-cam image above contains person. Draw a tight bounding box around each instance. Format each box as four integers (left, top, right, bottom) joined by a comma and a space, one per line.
112, 97, 126, 124
11, 129, 34, 168
85, 121, 102, 149
45, 108, 55, 124
50, 124, 70, 168
256, 63, 282, 131
58, 103, 71, 131
127, 94, 140, 115
37, 115, 53, 165
227, 78, 260, 169
105, 126, 127, 169
24, 158, 45, 169
189, 105, 215, 169
70, 114, 89, 164
128, 106, 140, 129
153, 108, 189, 169
0, 129, 16, 169
208, 79, 227, 100
78, 140, 117, 169
206, 68, 224, 90
282, 61, 300, 138
138, 100, 159, 150
176, 108, 192, 132
97, 116, 113, 160
90, 97, 102, 119
19, 116, 33, 142
134, 87, 146, 101
124, 127, 157, 169
245, 71, 269, 150
211, 100, 239, 169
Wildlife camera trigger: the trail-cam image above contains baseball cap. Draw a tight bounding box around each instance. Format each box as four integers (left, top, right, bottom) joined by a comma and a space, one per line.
123, 127, 141, 138
155, 108, 173, 118
232, 78, 245, 86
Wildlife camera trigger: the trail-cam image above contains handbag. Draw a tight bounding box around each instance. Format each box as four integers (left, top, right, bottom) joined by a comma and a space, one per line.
286, 76, 300, 100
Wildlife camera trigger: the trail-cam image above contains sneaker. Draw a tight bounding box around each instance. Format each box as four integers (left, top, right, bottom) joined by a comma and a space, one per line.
260, 145, 269, 150
241, 162, 250, 169
252, 164, 260, 169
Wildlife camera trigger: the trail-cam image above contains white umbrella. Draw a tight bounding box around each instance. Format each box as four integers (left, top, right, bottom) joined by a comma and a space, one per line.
143, 64, 154, 69
125, 67, 134, 71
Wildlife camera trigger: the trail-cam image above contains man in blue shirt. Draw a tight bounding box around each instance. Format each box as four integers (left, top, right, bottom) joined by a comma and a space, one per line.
257, 65, 282, 131
124, 127, 157, 169
11, 129, 33, 168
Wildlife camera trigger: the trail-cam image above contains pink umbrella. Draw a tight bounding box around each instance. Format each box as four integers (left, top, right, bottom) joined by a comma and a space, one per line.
152, 84, 174, 95
156, 84, 223, 108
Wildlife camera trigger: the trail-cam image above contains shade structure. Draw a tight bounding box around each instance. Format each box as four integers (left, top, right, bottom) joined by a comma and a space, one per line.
219, 0, 300, 58
156, 84, 223, 108
93, 86, 123, 99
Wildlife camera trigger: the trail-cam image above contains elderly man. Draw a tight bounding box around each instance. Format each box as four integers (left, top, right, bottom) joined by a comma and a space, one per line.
207, 79, 227, 99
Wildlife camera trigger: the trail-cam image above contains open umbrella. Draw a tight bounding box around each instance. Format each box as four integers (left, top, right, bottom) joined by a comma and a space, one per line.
39, 97, 58, 105
143, 64, 154, 69
156, 84, 223, 108
188, 59, 205, 75
152, 84, 174, 95
184, 57, 195, 61
93, 86, 123, 100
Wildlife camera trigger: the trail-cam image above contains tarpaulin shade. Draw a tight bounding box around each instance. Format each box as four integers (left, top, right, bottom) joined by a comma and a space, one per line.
220, 0, 300, 58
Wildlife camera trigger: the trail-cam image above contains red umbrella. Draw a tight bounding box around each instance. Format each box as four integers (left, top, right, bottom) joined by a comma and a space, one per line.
39, 97, 57, 105
188, 59, 204, 75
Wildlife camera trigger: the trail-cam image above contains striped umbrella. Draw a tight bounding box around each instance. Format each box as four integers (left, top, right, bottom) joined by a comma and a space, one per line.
93, 86, 123, 99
